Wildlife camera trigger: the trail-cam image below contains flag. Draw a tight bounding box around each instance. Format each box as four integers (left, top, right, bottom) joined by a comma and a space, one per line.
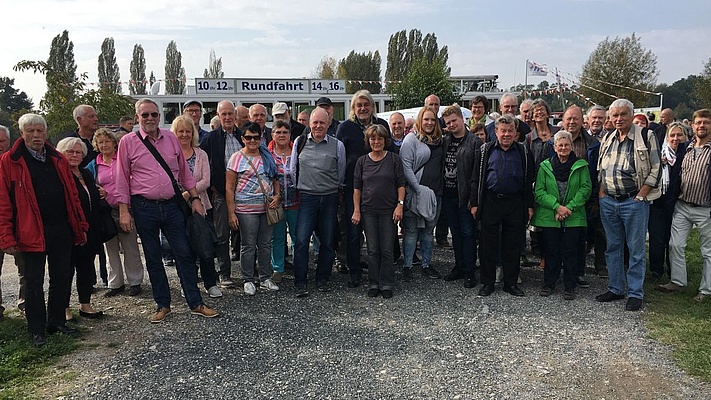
528, 60, 548, 76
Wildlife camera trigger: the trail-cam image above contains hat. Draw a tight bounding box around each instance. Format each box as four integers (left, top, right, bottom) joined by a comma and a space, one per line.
315, 97, 333, 106
183, 99, 203, 109
272, 102, 289, 116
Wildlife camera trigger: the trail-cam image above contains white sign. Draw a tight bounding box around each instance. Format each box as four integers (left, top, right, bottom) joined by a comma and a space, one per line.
195, 79, 236, 94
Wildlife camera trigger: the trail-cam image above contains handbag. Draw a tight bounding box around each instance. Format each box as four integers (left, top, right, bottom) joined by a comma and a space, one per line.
243, 153, 284, 225
97, 199, 118, 243
187, 212, 218, 260
135, 132, 192, 220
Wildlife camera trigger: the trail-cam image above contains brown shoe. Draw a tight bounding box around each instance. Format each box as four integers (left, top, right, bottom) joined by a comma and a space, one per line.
694, 293, 707, 303
656, 282, 684, 293
191, 304, 219, 318
272, 271, 283, 284
150, 307, 171, 323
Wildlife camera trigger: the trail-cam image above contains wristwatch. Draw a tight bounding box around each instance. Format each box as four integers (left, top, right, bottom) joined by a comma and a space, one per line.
189, 196, 200, 203
397, 200, 404, 205
635, 196, 645, 202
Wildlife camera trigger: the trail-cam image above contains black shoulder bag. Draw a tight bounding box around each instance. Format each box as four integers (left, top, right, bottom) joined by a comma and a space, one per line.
135, 132, 192, 220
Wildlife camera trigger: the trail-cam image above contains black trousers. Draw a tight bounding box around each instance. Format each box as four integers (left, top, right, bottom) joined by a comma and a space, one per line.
542, 227, 583, 290
479, 192, 525, 287
68, 244, 97, 305
22, 223, 74, 335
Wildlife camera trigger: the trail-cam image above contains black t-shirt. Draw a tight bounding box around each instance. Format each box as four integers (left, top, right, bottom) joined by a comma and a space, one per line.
420, 142, 444, 196
353, 152, 406, 213
443, 136, 462, 197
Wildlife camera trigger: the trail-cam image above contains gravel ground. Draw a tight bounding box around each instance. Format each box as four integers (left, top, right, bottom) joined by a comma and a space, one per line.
2, 246, 709, 399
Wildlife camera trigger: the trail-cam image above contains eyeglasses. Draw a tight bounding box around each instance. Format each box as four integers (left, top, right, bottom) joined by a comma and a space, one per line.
140, 112, 160, 118
185, 109, 201, 114
472, 106, 485, 110
243, 135, 261, 141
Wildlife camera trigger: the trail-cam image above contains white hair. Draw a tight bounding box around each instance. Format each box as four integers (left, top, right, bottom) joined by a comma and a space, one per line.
609, 99, 634, 115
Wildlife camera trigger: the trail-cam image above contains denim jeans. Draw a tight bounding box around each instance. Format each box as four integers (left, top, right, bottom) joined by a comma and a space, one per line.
293, 193, 338, 287
131, 196, 204, 310
362, 212, 396, 290
441, 196, 477, 273
668, 201, 711, 294
599, 196, 649, 299
402, 197, 441, 269
271, 209, 298, 273
237, 213, 274, 283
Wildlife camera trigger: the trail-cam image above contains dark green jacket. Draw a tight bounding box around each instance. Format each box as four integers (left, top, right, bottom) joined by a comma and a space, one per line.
532, 157, 591, 228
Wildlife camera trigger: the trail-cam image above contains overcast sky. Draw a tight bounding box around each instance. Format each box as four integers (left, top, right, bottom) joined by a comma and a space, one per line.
1, 0, 709, 107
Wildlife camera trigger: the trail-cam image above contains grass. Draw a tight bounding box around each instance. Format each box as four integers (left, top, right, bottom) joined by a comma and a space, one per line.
645, 229, 711, 382
0, 315, 79, 400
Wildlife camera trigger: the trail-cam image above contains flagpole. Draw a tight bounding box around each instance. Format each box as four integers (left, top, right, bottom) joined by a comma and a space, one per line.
524, 59, 529, 93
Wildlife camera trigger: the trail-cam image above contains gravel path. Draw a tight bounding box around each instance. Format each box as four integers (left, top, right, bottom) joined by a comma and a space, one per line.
2, 249, 709, 399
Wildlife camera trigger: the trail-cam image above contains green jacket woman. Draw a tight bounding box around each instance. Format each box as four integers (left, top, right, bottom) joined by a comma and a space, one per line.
532, 157, 591, 228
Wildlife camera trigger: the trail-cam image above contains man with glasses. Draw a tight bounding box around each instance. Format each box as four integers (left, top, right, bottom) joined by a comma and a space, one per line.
115, 98, 218, 322
182, 100, 209, 143
484, 93, 531, 142
200, 100, 243, 288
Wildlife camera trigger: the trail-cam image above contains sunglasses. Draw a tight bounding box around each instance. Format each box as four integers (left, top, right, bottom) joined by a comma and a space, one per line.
140, 112, 160, 118
243, 135, 261, 141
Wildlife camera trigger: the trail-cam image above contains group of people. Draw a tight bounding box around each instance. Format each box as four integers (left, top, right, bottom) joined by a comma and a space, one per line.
2, 88, 710, 347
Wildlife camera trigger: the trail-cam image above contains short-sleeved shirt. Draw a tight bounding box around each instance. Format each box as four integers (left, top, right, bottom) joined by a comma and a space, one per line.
353, 151, 406, 214
226, 152, 273, 214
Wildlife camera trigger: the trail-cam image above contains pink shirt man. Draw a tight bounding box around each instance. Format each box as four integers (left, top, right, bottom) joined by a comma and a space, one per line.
115, 128, 196, 204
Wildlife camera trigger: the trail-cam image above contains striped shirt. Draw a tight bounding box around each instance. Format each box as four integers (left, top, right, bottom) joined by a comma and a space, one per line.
679, 141, 711, 207
226, 152, 272, 214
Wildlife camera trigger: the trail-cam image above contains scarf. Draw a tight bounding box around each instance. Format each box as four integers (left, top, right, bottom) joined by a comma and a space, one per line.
550, 152, 577, 182
660, 141, 677, 194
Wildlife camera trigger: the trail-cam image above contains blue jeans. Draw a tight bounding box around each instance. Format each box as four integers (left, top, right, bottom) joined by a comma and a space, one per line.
271, 209, 298, 273
293, 193, 338, 287
131, 196, 203, 309
402, 197, 441, 269
600, 196, 649, 299
441, 196, 477, 273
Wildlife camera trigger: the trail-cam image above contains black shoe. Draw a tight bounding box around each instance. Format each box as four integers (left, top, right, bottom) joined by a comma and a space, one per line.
422, 266, 442, 279
444, 269, 465, 281
47, 324, 78, 335
464, 275, 477, 288
540, 285, 553, 297
595, 291, 625, 302
402, 268, 412, 282
367, 288, 380, 297
503, 285, 525, 297
563, 288, 576, 300
317, 281, 331, 293
104, 285, 125, 297
32, 334, 46, 347
576, 277, 591, 289
436, 240, 453, 249
381, 289, 393, 299
295, 285, 309, 298
335, 259, 349, 274
127, 285, 142, 296
625, 297, 643, 311
79, 310, 105, 319
478, 284, 495, 296
359, 260, 369, 270
347, 279, 361, 288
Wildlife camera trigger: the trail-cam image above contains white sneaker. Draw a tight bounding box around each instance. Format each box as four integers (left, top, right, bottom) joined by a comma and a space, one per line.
244, 282, 256, 296
260, 278, 279, 292
207, 286, 223, 298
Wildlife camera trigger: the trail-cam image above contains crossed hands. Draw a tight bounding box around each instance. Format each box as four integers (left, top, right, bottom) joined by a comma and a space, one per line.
555, 205, 572, 222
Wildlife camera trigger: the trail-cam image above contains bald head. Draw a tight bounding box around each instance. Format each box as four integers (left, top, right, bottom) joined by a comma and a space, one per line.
310, 108, 329, 141
425, 94, 441, 110
660, 108, 674, 125
217, 100, 236, 131
249, 104, 267, 129
562, 105, 584, 136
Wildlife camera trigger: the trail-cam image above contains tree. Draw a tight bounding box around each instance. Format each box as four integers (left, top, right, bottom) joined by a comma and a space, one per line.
385, 29, 449, 89
149, 71, 156, 87
313, 56, 338, 79
0, 77, 33, 113
695, 58, 711, 109
165, 41, 185, 94
203, 49, 224, 79
338, 50, 382, 94
14, 30, 85, 137
391, 57, 460, 109
98, 37, 121, 94
79, 89, 135, 125
580, 33, 658, 107
129, 44, 147, 95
